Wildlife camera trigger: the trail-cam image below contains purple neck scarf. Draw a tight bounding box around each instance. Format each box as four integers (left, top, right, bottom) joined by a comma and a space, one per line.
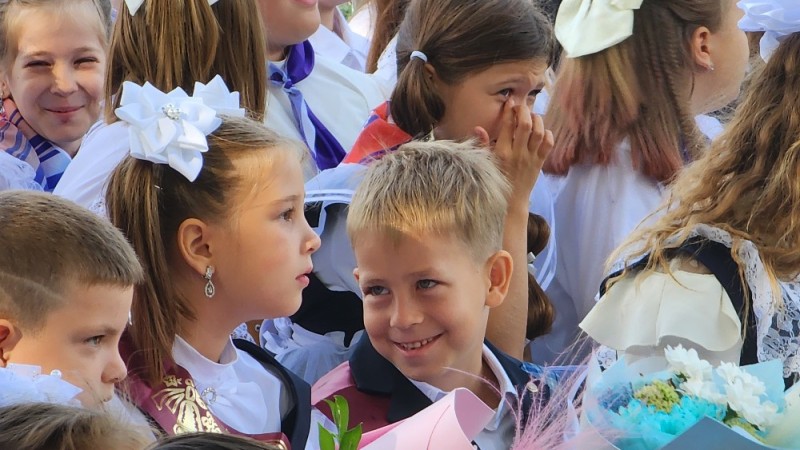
269, 40, 347, 170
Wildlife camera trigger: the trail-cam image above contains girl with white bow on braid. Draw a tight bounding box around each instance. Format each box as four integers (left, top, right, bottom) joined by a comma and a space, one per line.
106, 79, 322, 449
539, 0, 751, 364
0, 0, 112, 192
55, 0, 268, 217
257, 0, 387, 173
582, 0, 800, 389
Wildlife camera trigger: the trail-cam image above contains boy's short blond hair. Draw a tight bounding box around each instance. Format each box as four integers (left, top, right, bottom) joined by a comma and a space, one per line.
0, 191, 143, 331
347, 141, 510, 261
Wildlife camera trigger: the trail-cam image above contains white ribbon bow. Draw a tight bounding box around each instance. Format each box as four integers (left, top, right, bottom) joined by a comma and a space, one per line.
737, 0, 800, 61
555, 0, 644, 58
115, 75, 245, 182
124, 0, 219, 16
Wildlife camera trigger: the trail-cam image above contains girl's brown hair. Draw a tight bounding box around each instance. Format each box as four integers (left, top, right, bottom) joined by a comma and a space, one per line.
0, 403, 152, 450
365, 0, 410, 73
105, 0, 267, 122
544, 0, 727, 183
106, 116, 305, 385
526, 213, 555, 340
391, 0, 553, 138
611, 33, 800, 315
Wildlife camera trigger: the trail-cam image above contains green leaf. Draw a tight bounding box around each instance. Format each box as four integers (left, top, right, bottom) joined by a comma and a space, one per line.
318, 424, 336, 450
334, 395, 350, 437
324, 398, 342, 431
340, 424, 363, 450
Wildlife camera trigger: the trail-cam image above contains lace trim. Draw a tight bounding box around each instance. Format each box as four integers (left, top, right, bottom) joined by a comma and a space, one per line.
608, 224, 800, 378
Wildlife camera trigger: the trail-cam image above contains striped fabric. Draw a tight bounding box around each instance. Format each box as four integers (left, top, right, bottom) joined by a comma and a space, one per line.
0, 98, 72, 192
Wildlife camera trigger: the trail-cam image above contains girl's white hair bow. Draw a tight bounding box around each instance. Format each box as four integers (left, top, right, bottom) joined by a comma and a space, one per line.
124, 0, 219, 16
737, 0, 800, 61
555, 0, 644, 58
115, 75, 245, 182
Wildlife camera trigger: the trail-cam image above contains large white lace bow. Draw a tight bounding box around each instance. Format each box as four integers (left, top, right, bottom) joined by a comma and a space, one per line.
738, 0, 800, 61
124, 0, 219, 16
115, 75, 245, 182
555, 0, 644, 58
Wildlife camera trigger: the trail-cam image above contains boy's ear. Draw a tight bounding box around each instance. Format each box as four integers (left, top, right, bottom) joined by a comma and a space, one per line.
0, 319, 22, 367
176, 217, 215, 277
485, 250, 513, 309
353, 267, 360, 283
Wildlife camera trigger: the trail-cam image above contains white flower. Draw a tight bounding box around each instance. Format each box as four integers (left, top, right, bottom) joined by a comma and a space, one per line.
680, 377, 725, 405
716, 362, 780, 428
115, 81, 224, 182
664, 345, 713, 380
192, 75, 246, 118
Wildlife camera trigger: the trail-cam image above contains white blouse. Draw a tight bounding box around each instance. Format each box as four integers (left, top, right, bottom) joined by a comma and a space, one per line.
171, 336, 284, 435
309, 9, 370, 72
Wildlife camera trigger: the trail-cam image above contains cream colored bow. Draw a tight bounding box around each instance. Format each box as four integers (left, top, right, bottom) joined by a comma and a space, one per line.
555, 0, 644, 58
124, 0, 219, 16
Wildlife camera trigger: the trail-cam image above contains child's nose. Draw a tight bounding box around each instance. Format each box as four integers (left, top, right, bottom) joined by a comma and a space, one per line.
103, 350, 128, 385
304, 222, 321, 254
51, 64, 79, 95
389, 298, 423, 329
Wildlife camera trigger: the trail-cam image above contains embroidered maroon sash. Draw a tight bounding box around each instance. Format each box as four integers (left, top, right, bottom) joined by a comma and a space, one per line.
120, 335, 292, 449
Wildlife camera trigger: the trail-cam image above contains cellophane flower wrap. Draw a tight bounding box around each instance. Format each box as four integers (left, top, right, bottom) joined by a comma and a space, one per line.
582, 345, 788, 449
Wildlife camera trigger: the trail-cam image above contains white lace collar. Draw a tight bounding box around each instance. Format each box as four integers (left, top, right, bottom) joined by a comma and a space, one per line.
0, 364, 82, 406
612, 224, 800, 378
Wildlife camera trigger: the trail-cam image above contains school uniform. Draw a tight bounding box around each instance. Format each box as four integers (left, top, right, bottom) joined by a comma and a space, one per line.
311, 337, 547, 450
308, 9, 370, 72
265, 41, 388, 173
121, 334, 312, 449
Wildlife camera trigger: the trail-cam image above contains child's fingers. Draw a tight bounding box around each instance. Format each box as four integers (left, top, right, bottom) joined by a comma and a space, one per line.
540, 129, 554, 160
494, 98, 516, 152
472, 126, 491, 147
512, 105, 534, 153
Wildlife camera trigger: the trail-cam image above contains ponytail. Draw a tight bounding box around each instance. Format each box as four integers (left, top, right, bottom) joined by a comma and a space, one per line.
106, 161, 193, 386
105, 0, 267, 122
391, 55, 444, 138
525, 213, 555, 341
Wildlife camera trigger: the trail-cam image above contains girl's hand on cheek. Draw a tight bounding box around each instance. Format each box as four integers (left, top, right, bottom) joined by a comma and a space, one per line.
491, 99, 554, 207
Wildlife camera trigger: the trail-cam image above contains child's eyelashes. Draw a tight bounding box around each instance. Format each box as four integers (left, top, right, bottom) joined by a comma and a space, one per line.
417, 279, 439, 290
363, 285, 389, 297
280, 207, 295, 221
84, 335, 104, 346
497, 88, 512, 98
75, 57, 100, 66
24, 60, 49, 68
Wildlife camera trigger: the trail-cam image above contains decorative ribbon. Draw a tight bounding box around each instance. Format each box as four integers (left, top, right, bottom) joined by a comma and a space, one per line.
124, 0, 219, 16
114, 75, 245, 182
738, 0, 800, 61
555, 0, 644, 58
269, 40, 347, 171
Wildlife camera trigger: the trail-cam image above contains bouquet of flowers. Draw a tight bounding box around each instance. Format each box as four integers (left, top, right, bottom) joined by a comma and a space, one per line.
582, 345, 800, 449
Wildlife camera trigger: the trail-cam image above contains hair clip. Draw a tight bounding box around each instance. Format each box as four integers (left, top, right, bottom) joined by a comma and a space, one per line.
124, 0, 219, 16
114, 75, 245, 182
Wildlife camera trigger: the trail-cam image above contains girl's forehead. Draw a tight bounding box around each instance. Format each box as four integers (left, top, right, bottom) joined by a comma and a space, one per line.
4, 2, 107, 56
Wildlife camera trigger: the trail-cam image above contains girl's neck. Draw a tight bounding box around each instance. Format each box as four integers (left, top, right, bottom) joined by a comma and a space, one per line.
319, 6, 341, 38
178, 307, 239, 364
267, 45, 289, 62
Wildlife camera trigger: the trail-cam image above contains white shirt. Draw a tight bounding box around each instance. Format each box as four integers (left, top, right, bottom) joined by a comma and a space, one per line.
0, 152, 42, 191
538, 140, 665, 365
171, 336, 284, 435
409, 345, 518, 450
265, 53, 388, 170
53, 121, 129, 216
309, 9, 370, 72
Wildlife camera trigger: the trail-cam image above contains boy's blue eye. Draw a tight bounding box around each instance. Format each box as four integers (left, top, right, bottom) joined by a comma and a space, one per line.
364, 286, 389, 296
417, 279, 438, 289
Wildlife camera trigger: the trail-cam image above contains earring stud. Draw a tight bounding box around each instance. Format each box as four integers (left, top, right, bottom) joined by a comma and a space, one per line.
204, 266, 215, 298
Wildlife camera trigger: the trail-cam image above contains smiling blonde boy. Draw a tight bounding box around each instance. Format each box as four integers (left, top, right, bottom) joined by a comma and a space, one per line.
0, 191, 142, 408
311, 141, 545, 450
